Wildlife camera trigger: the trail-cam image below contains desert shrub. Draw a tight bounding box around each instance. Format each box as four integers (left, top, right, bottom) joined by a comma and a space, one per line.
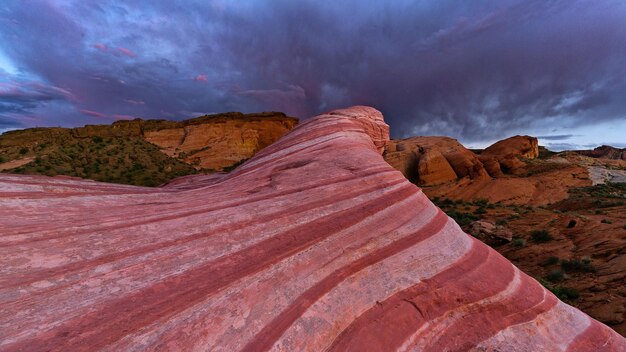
495, 219, 508, 226
473, 198, 489, 207
536, 278, 579, 301
561, 258, 596, 273
623, 224, 626, 230
541, 256, 560, 266
567, 220, 577, 228
474, 207, 487, 215
511, 237, 526, 248
19, 147, 29, 155
551, 286, 580, 300
530, 230, 553, 243
446, 211, 479, 227
546, 270, 565, 282
601, 219, 612, 224
595, 210, 604, 215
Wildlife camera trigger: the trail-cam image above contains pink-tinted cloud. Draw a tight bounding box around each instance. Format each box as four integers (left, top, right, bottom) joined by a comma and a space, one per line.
194, 74, 208, 82
112, 114, 134, 120
117, 47, 137, 58
79, 109, 107, 118
93, 43, 107, 52
124, 99, 145, 105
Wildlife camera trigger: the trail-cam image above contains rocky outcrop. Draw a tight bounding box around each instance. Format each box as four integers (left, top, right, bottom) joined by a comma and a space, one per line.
468, 220, 513, 246
1, 106, 623, 351
385, 136, 489, 186
417, 149, 457, 185
482, 135, 539, 160
479, 135, 539, 175
143, 112, 298, 170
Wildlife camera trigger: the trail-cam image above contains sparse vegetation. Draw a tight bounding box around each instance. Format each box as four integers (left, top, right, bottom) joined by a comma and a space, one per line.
546, 270, 565, 282
536, 278, 580, 301
1, 133, 199, 186
446, 210, 479, 227
530, 230, 553, 243
561, 258, 596, 273
511, 237, 526, 248
601, 219, 612, 224
541, 256, 560, 266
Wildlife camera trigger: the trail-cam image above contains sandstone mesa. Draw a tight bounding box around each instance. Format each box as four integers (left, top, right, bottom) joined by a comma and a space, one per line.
0, 106, 624, 351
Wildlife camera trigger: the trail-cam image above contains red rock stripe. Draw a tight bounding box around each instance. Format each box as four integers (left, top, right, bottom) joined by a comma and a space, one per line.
424, 273, 558, 351
0, 165, 396, 244
326, 241, 492, 352
2, 183, 416, 351
567, 319, 626, 351
240, 209, 449, 352
0, 177, 407, 292
328, 242, 559, 352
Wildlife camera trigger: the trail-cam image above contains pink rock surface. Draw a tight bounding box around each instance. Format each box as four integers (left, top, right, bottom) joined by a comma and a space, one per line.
0, 106, 623, 351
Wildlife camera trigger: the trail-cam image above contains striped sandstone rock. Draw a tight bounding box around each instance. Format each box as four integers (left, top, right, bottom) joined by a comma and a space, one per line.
0, 106, 623, 351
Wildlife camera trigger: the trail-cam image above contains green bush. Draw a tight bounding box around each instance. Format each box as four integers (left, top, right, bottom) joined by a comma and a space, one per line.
530, 230, 553, 243
19, 147, 29, 155
495, 219, 508, 226
561, 258, 596, 273
446, 210, 479, 227
546, 270, 565, 282
541, 256, 559, 266
536, 278, 580, 301
551, 286, 580, 300
474, 207, 487, 215
511, 237, 526, 248
473, 198, 489, 207
600, 219, 612, 224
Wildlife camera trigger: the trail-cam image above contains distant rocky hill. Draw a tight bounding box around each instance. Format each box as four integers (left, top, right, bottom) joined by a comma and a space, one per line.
0, 112, 298, 186
574, 145, 626, 161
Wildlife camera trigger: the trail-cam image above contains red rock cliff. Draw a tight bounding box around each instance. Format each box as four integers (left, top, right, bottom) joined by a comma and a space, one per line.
143, 112, 298, 170
0, 106, 623, 351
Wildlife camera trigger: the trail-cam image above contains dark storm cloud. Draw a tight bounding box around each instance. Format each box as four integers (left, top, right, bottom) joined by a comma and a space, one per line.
1, 0, 625, 144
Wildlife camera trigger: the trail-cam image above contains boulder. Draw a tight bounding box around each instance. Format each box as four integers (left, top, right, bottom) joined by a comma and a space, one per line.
417, 149, 458, 186
468, 220, 513, 246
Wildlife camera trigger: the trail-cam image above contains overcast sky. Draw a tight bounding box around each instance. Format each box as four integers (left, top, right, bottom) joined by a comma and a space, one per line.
1, 0, 625, 150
